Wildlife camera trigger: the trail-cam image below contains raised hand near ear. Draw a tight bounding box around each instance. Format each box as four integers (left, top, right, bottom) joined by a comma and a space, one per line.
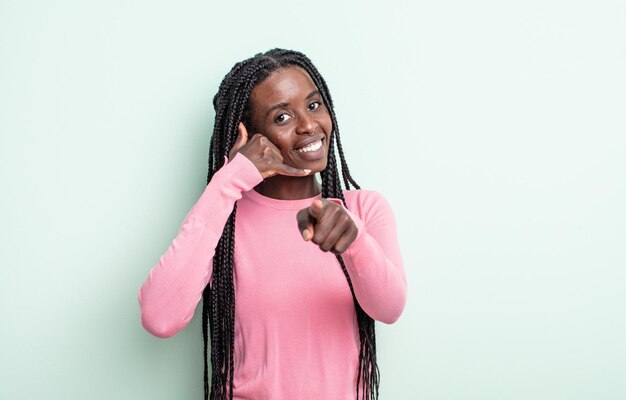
229, 122, 311, 179
296, 199, 358, 255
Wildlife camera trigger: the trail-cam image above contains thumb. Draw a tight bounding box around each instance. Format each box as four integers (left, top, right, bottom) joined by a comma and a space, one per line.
229, 122, 249, 159
296, 208, 316, 241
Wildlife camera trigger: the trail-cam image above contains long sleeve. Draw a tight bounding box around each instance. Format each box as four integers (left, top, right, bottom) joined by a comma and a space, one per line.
138, 153, 263, 338
339, 191, 407, 324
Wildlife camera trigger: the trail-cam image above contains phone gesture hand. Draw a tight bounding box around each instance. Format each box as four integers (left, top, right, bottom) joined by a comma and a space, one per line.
230, 123, 311, 179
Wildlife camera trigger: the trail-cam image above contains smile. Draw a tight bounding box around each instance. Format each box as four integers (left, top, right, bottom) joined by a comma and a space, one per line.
295, 139, 323, 153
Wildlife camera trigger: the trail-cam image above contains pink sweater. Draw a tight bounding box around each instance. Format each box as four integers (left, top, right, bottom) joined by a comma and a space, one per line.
138, 153, 407, 399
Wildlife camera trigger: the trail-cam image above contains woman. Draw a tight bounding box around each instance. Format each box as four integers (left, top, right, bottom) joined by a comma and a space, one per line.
138, 49, 407, 400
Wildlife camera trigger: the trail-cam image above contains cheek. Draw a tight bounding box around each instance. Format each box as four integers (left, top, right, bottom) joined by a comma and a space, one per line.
267, 131, 291, 152
321, 112, 333, 132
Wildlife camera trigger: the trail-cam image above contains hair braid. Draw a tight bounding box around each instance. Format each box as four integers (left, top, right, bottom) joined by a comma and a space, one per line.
203, 49, 379, 400
322, 134, 379, 400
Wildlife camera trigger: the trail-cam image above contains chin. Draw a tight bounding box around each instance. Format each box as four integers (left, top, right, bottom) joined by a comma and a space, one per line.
306, 158, 328, 174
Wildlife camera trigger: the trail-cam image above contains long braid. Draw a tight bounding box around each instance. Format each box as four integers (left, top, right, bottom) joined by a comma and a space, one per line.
204, 55, 283, 400
321, 128, 379, 400
204, 49, 379, 400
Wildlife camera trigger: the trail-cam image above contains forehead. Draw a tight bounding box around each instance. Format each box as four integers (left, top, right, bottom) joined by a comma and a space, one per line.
250, 66, 318, 108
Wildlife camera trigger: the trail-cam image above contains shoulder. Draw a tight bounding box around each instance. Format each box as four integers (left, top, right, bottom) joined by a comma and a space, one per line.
343, 189, 387, 204
342, 189, 394, 221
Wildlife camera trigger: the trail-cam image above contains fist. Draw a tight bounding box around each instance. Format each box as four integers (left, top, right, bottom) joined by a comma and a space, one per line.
296, 199, 358, 254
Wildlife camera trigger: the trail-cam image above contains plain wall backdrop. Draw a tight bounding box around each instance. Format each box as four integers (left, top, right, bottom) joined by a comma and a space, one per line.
1, 0, 624, 399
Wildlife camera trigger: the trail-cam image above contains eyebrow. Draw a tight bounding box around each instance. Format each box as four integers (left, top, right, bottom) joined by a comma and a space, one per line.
305, 90, 320, 100
265, 90, 320, 117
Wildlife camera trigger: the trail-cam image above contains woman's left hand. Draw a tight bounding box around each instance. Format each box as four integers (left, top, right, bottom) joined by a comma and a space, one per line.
296, 199, 358, 255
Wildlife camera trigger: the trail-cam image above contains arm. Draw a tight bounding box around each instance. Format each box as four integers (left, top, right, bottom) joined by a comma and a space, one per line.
137, 153, 263, 338
297, 193, 407, 324
340, 192, 407, 324
140, 121, 312, 338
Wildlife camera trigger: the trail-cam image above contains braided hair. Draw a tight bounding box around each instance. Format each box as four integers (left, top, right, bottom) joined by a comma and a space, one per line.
203, 48, 378, 400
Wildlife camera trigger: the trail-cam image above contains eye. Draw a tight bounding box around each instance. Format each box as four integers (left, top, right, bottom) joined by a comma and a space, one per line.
275, 113, 292, 124
308, 101, 321, 111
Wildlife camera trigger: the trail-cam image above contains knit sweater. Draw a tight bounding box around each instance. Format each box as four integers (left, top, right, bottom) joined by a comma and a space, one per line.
138, 153, 407, 399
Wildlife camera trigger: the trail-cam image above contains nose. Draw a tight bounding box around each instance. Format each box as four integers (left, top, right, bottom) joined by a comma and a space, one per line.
295, 112, 317, 135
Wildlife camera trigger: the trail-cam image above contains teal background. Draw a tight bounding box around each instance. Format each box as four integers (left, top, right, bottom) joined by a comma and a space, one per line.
1, 0, 625, 399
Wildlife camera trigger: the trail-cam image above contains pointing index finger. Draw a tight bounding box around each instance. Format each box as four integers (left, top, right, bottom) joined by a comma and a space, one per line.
309, 199, 325, 219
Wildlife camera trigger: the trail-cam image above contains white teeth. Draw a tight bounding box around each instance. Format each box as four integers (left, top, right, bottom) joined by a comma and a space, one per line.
296, 140, 322, 153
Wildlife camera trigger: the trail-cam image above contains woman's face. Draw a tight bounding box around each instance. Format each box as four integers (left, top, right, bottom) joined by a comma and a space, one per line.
247, 66, 332, 174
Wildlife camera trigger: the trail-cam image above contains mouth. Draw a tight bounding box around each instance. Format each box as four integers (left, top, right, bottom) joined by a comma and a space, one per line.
295, 139, 323, 153
293, 135, 326, 161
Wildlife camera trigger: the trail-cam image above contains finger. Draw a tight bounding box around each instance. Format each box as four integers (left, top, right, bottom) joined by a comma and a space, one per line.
308, 199, 325, 220
296, 208, 315, 241
311, 203, 341, 245
319, 223, 349, 253
256, 137, 282, 163
313, 204, 355, 252
331, 226, 358, 254
272, 163, 311, 177
237, 122, 249, 144
267, 143, 284, 160
256, 135, 285, 163
249, 132, 265, 141
229, 122, 249, 159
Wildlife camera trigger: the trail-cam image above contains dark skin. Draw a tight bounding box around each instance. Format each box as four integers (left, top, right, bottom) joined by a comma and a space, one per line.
228, 66, 358, 254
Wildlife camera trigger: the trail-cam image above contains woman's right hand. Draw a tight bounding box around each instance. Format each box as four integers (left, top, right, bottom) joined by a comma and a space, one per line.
229, 122, 311, 179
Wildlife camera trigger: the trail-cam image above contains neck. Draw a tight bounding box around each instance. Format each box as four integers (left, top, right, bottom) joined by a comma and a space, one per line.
254, 175, 321, 200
